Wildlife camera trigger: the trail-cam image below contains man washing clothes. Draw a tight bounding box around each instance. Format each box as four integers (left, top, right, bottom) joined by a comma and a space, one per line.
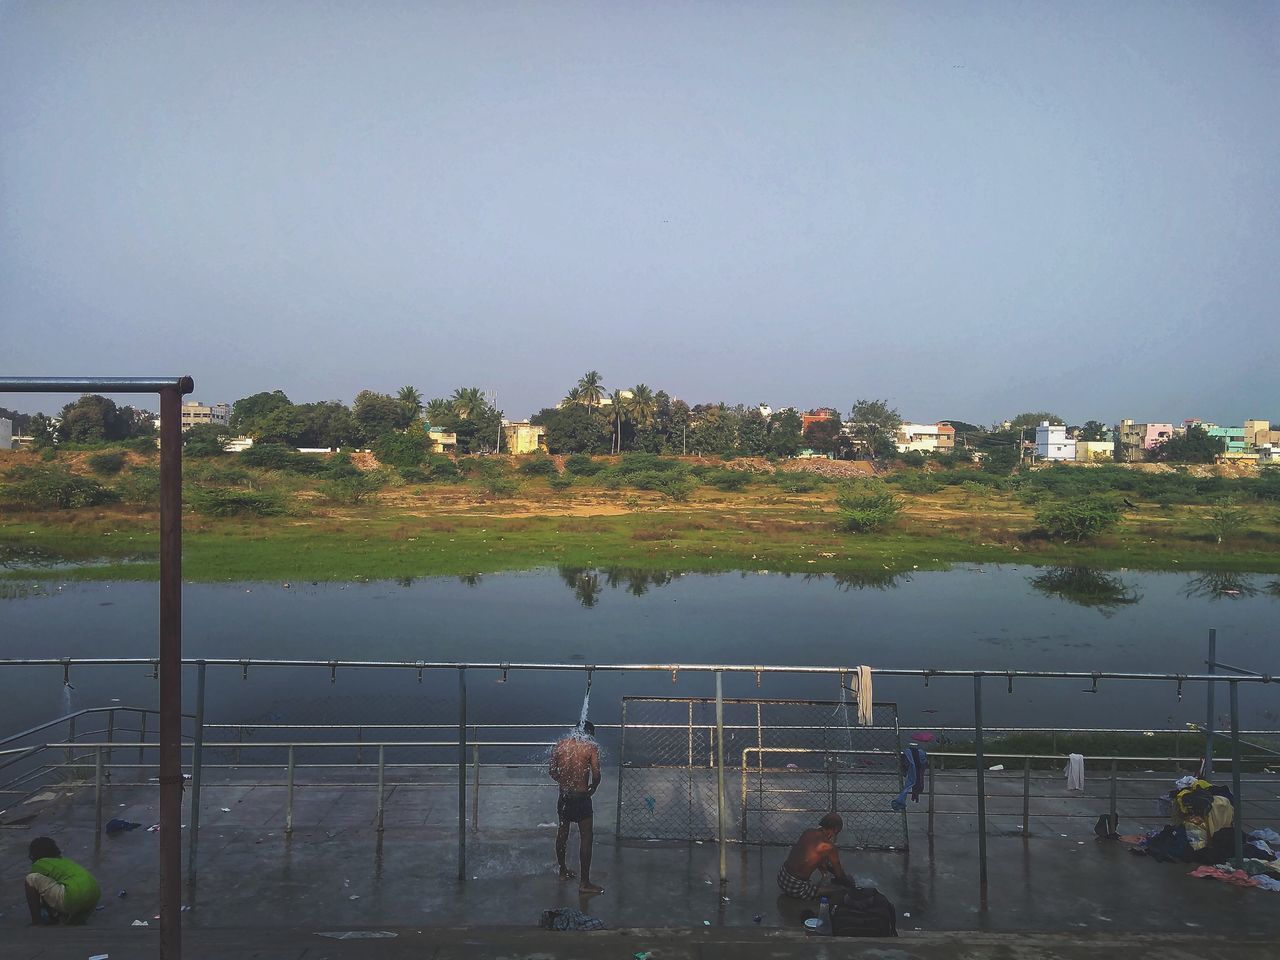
549, 721, 603, 894
777, 812, 852, 900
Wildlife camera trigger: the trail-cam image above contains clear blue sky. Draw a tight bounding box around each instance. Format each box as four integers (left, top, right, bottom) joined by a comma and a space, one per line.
2, 1, 1277, 425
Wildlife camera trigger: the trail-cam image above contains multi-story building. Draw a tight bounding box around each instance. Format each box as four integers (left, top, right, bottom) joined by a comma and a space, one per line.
1116, 420, 1174, 461
895, 422, 956, 455
427, 427, 457, 455
180, 401, 231, 431
501, 421, 547, 455
1036, 422, 1076, 461
801, 409, 838, 434
1074, 440, 1114, 462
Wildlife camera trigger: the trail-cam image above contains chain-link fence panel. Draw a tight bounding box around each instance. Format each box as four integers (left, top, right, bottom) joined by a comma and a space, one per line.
617, 697, 905, 849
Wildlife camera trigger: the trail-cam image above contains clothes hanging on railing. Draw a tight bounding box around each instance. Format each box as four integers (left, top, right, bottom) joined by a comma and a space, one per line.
891, 746, 928, 811
1065, 753, 1085, 790
856, 665, 874, 726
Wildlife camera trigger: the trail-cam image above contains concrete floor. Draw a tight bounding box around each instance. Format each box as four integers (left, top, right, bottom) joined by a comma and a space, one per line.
3, 765, 1279, 940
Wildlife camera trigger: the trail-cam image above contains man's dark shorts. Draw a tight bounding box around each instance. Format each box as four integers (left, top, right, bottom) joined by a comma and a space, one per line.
557, 792, 593, 824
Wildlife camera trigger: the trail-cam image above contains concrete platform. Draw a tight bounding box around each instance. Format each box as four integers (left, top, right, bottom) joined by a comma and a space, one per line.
3, 765, 1279, 942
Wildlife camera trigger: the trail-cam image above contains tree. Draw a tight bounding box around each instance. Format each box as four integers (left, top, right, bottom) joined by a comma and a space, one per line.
576, 371, 605, 408
183, 423, 230, 457
231, 390, 292, 435
737, 408, 769, 456
1147, 425, 1225, 464
562, 386, 584, 407
353, 390, 414, 443
1204, 498, 1251, 545
835, 480, 904, 532
768, 408, 803, 458
848, 399, 901, 460
532, 404, 611, 454
296, 401, 359, 449
608, 389, 627, 453
1078, 420, 1109, 442
1006, 412, 1064, 431
423, 398, 454, 427
1035, 496, 1124, 542
626, 384, 657, 430
397, 386, 423, 418
803, 416, 843, 455
450, 386, 487, 420
55, 395, 151, 443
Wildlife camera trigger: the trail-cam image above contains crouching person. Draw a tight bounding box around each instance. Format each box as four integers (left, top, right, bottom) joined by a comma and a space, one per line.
777, 812, 852, 900
25, 837, 100, 925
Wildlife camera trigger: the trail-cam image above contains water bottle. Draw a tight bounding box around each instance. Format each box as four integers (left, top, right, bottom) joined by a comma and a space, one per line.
817, 896, 831, 935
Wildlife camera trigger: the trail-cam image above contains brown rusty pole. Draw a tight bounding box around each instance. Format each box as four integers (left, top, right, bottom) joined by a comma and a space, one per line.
159, 385, 183, 959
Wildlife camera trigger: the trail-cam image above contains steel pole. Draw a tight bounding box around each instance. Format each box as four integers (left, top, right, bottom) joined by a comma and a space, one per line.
1230, 680, 1243, 865
973, 674, 988, 890
715, 671, 727, 884
1204, 629, 1217, 776
158, 385, 184, 960
187, 662, 206, 888
458, 668, 467, 881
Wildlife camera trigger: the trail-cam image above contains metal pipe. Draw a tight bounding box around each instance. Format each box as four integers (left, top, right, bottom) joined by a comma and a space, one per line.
158, 382, 186, 960
376, 745, 385, 833
66, 715, 76, 768
285, 745, 295, 835
471, 742, 480, 834
138, 712, 147, 782
1230, 680, 1243, 865
3, 657, 1274, 683
94, 746, 103, 850
927, 762, 935, 839
187, 662, 206, 888
973, 674, 987, 889
715, 671, 727, 884
1109, 759, 1118, 830
1022, 758, 1031, 838
1205, 628, 1217, 776
0, 376, 194, 394
614, 698, 627, 837
457, 668, 467, 881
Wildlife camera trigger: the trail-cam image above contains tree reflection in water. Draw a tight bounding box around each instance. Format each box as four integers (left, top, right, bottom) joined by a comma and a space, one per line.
1028, 567, 1141, 617
802, 570, 908, 591
559, 566, 676, 606
1182, 571, 1259, 601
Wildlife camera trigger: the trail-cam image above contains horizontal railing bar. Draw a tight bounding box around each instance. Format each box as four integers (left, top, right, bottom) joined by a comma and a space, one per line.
0, 658, 1276, 683
0, 376, 194, 394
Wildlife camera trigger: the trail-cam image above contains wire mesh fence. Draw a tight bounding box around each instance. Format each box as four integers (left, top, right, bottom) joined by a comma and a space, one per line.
616, 697, 905, 848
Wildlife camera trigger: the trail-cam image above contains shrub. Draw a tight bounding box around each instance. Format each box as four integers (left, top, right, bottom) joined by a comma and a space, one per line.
372, 431, 428, 472
898, 450, 926, 468
518, 455, 559, 476
612, 452, 681, 476
114, 465, 161, 504
426, 455, 460, 482
835, 481, 904, 532
187, 485, 285, 517
322, 472, 386, 505
888, 471, 941, 494
565, 454, 603, 476
483, 475, 521, 498
87, 451, 127, 476
774, 472, 821, 493
39, 446, 58, 462
548, 472, 574, 491
240, 443, 327, 474
703, 469, 754, 492
323, 452, 362, 481
1034, 496, 1124, 542
0, 465, 118, 509
657, 475, 698, 502
1203, 498, 1251, 545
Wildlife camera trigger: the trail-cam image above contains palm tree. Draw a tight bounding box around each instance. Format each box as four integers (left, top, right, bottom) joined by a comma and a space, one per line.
423, 398, 453, 427
609, 389, 627, 453
576, 371, 605, 408
397, 385, 423, 418
562, 386, 583, 407
451, 386, 486, 420
625, 383, 657, 430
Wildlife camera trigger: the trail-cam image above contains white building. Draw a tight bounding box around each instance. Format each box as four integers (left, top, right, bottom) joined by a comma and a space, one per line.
0, 417, 11, 451
895, 422, 956, 455
1036, 421, 1076, 461
180, 401, 231, 431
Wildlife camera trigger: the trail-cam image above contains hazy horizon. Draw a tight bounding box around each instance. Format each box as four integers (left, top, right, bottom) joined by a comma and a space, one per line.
3, 2, 1277, 425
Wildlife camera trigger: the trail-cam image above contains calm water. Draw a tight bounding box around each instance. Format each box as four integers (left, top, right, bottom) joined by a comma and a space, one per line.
1, 565, 1278, 743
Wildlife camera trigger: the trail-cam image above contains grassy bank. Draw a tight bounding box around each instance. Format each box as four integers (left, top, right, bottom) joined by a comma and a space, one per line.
2, 449, 1279, 582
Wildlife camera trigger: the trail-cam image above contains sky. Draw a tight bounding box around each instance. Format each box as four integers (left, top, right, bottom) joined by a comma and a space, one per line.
2, 1, 1277, 426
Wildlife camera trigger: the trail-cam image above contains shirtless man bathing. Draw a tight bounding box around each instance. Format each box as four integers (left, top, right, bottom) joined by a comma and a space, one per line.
549, 720, 603, 894
777, 812, 853, 900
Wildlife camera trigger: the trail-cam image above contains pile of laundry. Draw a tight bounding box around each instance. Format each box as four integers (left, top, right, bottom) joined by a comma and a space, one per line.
1124, 777, 1278, 883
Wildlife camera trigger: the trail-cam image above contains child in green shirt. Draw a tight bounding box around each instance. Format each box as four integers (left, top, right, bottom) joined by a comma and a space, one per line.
25, 836, 101, 925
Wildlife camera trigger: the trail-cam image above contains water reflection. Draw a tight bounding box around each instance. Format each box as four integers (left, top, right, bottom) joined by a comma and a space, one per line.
1182, 571, 1259, 601
0, 544, 63, 569
1028, 567, 1141, 617
557, 567, 678, 606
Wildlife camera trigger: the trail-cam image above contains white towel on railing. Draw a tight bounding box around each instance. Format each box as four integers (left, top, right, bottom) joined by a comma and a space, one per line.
856, 665, 874, 726
1065, 753, 1085, 790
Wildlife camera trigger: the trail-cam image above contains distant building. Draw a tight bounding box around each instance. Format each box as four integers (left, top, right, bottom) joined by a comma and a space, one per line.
181, 401, 231, 431
895, 422, 956, 455
801, 409, 838, 434
223, 436, 254, 453
1116, 420, 1175, 461
1244, 419, 1280, 450
0, 417, 11, 451
501, 421, 547, 455
1074, 440, 1114, 462
1036, 421, 1077, 461
427, 427, 457, 455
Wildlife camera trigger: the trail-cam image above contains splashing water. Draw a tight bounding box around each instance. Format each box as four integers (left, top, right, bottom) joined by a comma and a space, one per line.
62, 682, 74, 717
836, 676, 855, 756
578, 678, 592, 730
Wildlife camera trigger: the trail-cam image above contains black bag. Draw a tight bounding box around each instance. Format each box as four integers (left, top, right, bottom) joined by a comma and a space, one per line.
829, 887, 898, 938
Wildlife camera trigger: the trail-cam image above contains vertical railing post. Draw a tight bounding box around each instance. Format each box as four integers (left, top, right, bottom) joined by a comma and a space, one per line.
927, 762, 935, 838
1109, 758, 1118, 831
1204, 628, 1217, 777
1022, 757, 1031, 838
715, 671, 727, 884
356, 726, 363, 765
187, 661, 206, 888
376, 744, 385, 833
1229, 680, 1243, 865
105, 708, 115, 783
94, 746, 104, 850
138, 712, 147, 782
973, 674, 988, 890
614, 699, 628, 837
158, 382, 185, 960
471, 742, 480, 834
457, 668, 467, 881
285, 745, 295, 835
